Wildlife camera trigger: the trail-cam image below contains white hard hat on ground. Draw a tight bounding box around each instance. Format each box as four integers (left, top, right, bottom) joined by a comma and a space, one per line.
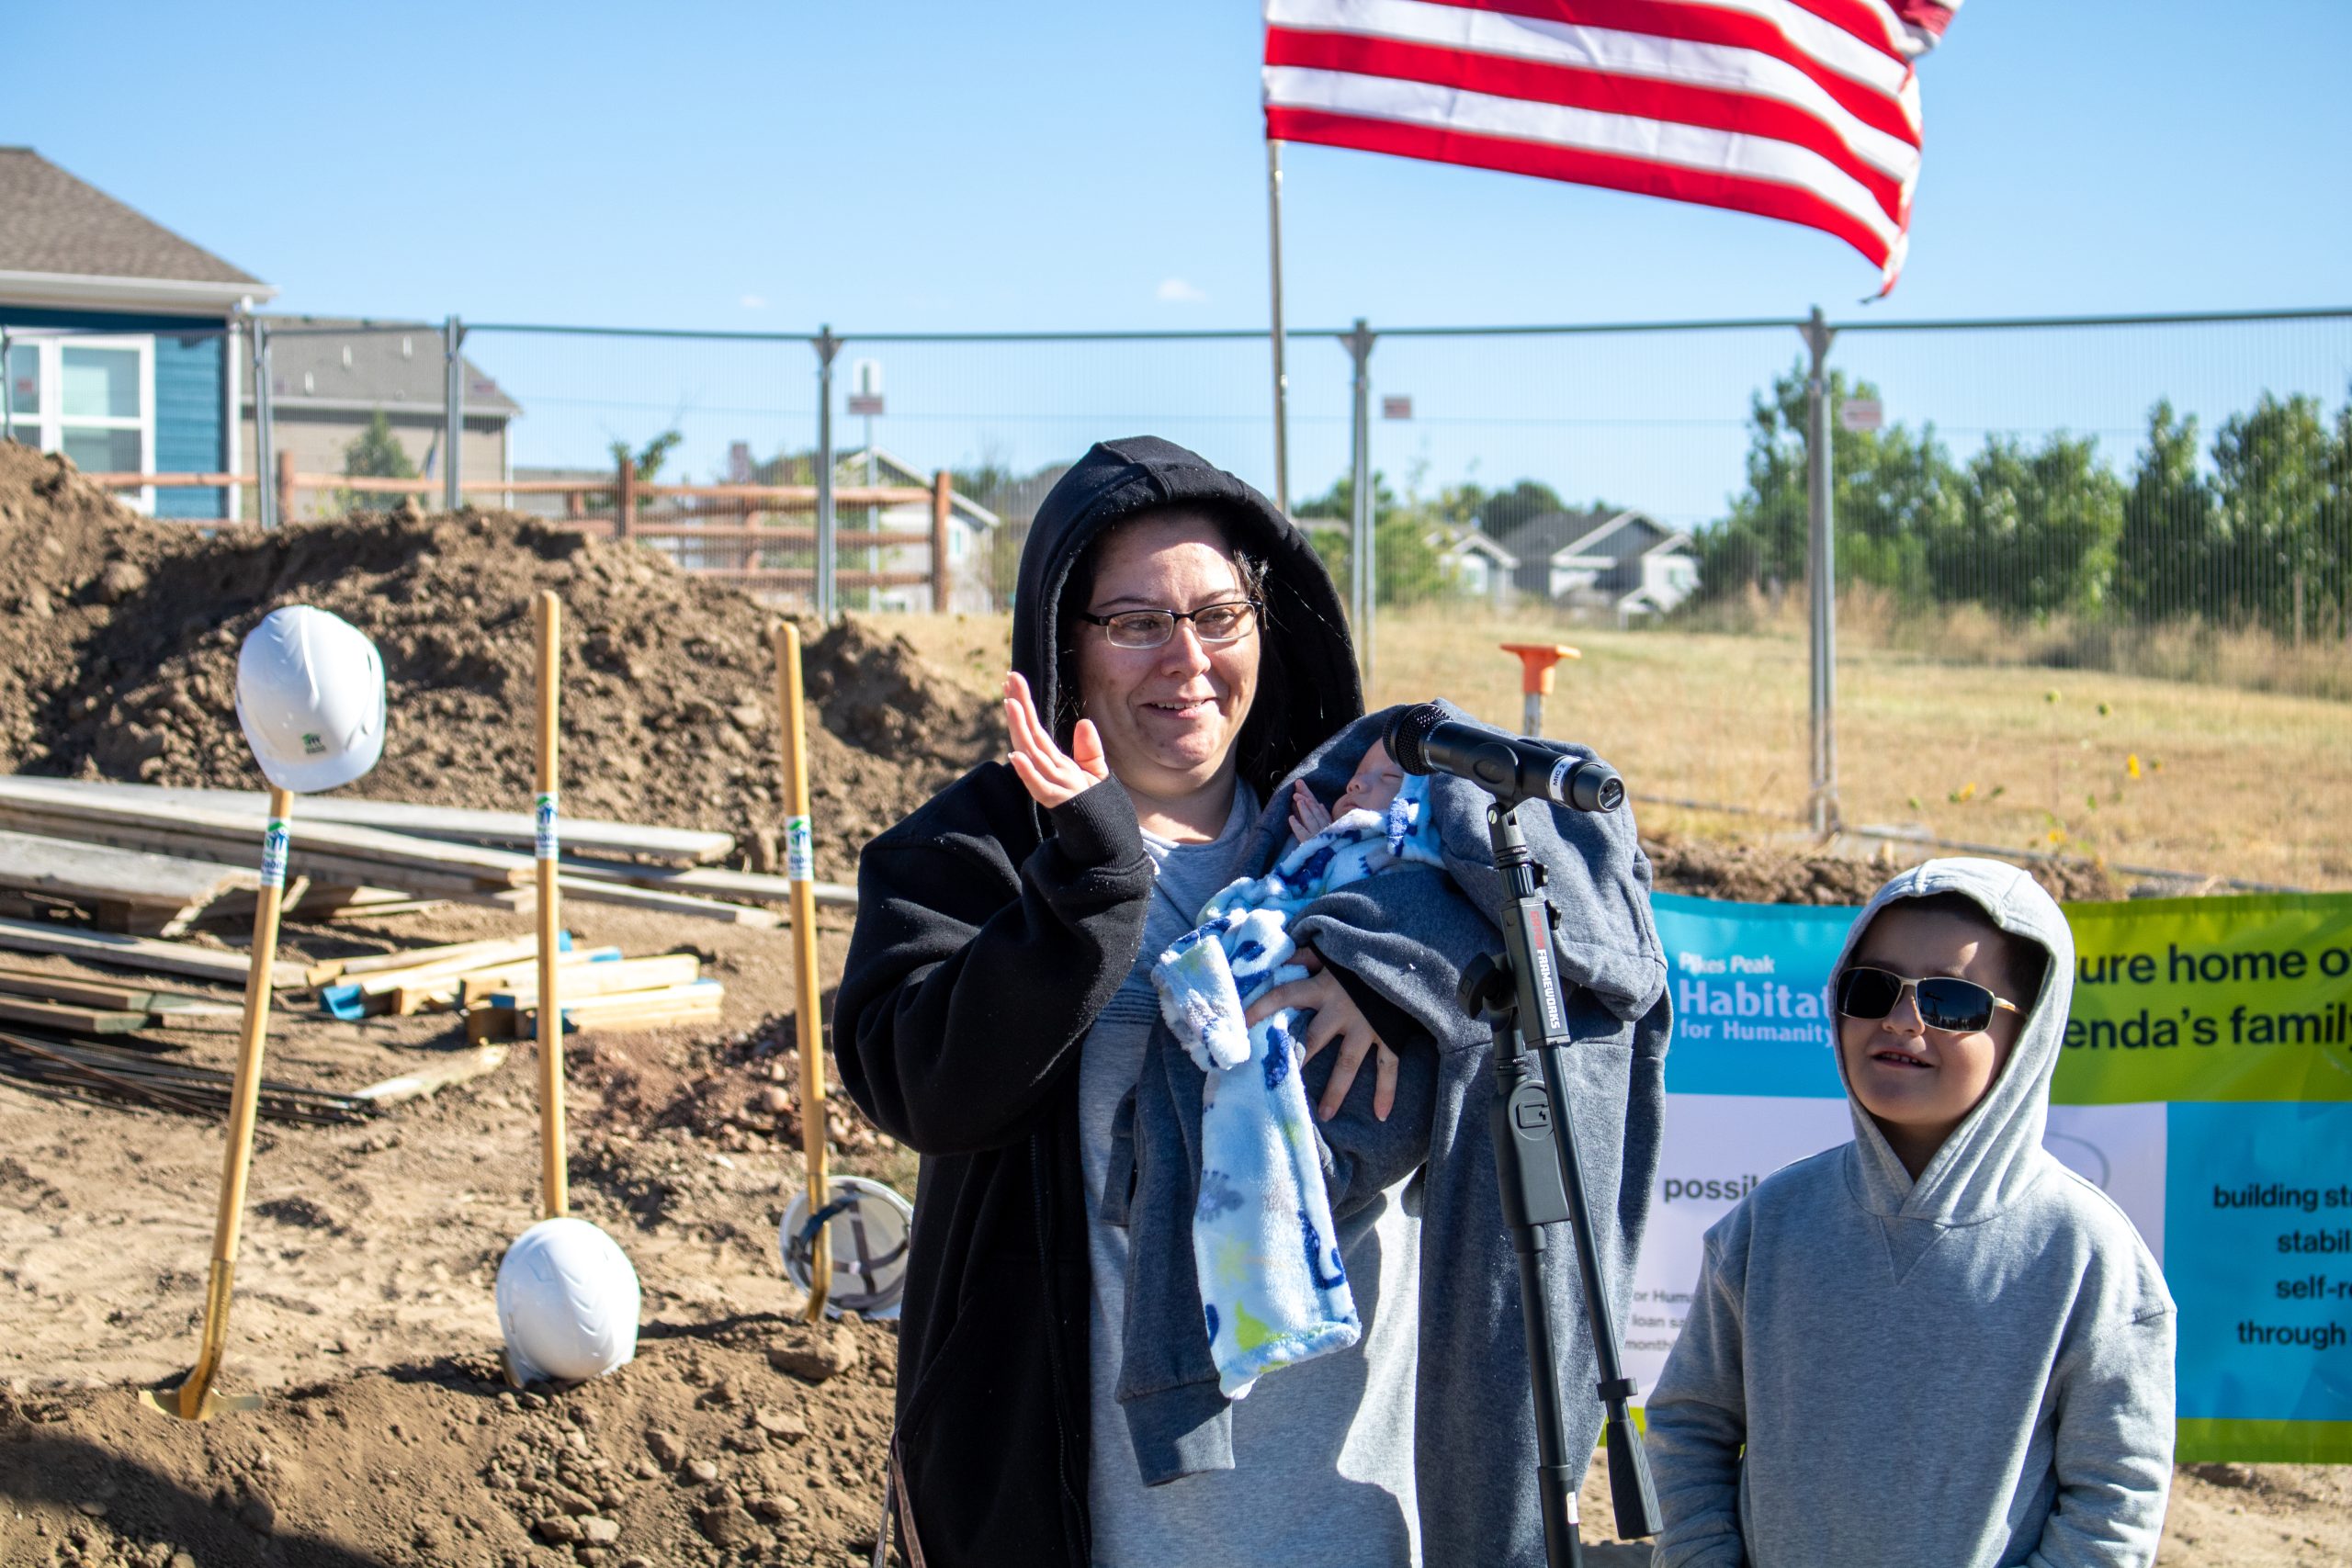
780, 1176, 914, 1319
496, 1217, 641, 1385
234, 606, 385, 795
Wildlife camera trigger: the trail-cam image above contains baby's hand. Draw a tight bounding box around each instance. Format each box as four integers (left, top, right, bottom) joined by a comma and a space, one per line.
1288, 780, 1333, 844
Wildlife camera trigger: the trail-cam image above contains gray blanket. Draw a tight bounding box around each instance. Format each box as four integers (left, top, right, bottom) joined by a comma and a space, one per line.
1103, 705, 1670, 1568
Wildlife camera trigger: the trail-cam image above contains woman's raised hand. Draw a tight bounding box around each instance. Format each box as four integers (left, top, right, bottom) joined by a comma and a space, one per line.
1003, 671, 1110, 809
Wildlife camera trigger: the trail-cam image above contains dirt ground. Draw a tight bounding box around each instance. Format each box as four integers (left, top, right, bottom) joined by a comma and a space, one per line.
2, 451, 2342, 1564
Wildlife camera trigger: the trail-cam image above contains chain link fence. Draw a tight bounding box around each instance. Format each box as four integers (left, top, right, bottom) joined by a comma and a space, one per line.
6, 305, 2346, 884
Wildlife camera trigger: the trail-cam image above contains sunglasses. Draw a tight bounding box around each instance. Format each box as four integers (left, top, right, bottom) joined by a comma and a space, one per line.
1835, 965, 2023, 1034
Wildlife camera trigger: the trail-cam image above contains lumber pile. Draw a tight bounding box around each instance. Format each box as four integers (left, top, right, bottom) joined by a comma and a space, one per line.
0, 778, 832, 926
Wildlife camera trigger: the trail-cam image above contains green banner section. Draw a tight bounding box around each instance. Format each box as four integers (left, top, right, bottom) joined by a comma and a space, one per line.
2176, 1417, 2352, 1465
2055, 893, 2352, 1104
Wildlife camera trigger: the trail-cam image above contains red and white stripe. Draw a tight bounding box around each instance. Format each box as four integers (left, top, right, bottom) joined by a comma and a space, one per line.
1263, 0, 1954, 292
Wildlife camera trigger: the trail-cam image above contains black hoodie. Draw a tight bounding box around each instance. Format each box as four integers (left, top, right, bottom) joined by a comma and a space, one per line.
834, 437, 1362, 1567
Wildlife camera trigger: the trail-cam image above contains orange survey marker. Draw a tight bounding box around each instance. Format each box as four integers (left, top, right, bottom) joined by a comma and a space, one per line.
1500, 643, 1581, 737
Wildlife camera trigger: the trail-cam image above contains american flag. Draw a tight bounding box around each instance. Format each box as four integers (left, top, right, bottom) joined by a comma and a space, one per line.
1263, 0, 1962, 293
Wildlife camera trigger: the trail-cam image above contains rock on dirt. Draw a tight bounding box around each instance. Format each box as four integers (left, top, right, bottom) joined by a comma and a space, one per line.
767, 1323, 862, 1384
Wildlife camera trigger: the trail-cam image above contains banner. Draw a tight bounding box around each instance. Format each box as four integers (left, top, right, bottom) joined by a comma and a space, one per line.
1636, 890, 2352, 1462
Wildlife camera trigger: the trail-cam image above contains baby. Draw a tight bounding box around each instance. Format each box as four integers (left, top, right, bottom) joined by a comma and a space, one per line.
1287, 739, 1406, 843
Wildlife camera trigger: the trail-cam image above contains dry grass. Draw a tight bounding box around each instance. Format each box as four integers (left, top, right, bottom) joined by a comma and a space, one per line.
1690, 583, 2352, 705
874, 607, 2352, 892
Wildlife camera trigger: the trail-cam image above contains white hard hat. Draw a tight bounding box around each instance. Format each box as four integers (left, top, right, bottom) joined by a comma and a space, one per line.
780, 1176, 913, 1319
234, 606, 385, 794
496, 1217, 640, 1385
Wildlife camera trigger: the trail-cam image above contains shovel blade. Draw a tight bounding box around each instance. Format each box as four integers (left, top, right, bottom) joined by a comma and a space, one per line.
140, 1378, 261, 1423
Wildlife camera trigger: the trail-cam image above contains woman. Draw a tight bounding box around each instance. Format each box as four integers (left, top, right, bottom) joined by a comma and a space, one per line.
836, 437, 1667, 1567
842, 434, 1420, 1561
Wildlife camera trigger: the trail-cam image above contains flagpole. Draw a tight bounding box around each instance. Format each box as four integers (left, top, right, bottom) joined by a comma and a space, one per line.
1266, 138, 1291, 519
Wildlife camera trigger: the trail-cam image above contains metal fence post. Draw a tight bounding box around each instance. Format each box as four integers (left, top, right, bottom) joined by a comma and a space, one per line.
443, 314, 464, 513
0, 328, 13, 444
1266, 141, 1291, 518
253, 320, 277, 530
1802, 305, 1839, 832
1343, 318, 1377, 686
813, 327, 842, 622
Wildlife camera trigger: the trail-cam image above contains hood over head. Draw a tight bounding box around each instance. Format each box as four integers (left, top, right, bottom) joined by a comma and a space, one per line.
1010, 436, 1361, 800
1827, 856, 2075, 1226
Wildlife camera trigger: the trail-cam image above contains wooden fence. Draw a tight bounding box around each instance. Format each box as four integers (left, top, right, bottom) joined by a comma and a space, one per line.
77, 456, 961, 610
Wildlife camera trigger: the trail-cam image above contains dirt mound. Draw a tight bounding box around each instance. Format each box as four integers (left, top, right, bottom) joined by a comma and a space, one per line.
0, 1320, 898, 1568
1646, 831, 2122, 906
0, 445, 994, 882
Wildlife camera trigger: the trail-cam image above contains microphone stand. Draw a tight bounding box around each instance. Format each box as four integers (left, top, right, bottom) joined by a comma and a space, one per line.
1458, 797, 1660, 1566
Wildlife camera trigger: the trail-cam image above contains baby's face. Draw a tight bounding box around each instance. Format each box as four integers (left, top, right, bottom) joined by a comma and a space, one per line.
1334, 739, 1405, 817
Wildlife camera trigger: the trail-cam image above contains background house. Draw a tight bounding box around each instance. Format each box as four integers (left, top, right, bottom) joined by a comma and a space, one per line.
1429, 524, 1519, 610
1496, 506, 1702, 620
0, 148, 274, 518
243, 318, 519, 516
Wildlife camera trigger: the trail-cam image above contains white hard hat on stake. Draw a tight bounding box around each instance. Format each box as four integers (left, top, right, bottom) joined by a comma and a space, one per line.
235, 606, 385, 795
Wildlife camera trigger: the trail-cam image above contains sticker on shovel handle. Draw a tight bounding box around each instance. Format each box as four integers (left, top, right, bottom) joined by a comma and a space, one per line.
260, 818, 291, 888
535, 792, 560, 861
786, 816, 814, 882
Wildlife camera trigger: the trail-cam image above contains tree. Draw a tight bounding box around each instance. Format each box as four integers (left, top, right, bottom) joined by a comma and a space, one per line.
2211, 392, 2338, 635
334, 410, 420, 515
610, 429, 684, 483
1295, 468, 1444, 605
1694, 364, 1962, 604
1476, 479, 1565, 539
1938, 433, 2121, 617
2115, 401, 2217, 624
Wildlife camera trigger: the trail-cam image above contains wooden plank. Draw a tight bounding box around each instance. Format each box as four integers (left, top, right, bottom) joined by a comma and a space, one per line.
469, 980, 725, 1042
351, 1045, 510, 1106
322, 935, 544, 1018
561, 854, 858, 909
0, 781, 535, 887
31, 783, 734, 865
0, 995, 147, 1034
554, 874, 782, 927
392, 946, 622, 1016
480, 953, 701, 1010
0, 917, 298, 987
451, 947, 626, 1008
0, 829, 266, 936
308, 934, 533, 987
0, 806, 505, 897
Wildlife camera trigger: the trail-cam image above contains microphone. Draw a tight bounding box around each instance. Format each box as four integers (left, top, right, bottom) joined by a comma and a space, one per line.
1385, 703, 1625, 813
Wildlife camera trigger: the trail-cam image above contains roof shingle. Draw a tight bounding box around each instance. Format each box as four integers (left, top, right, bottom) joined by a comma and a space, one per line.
0, 148, 263, 286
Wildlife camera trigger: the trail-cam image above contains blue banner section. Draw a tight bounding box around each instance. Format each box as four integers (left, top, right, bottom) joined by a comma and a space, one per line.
2165, 1100, 2352, 1423
1652, 892, 1853, 1098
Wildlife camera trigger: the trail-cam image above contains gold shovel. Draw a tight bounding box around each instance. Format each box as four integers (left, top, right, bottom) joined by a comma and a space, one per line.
143, 787, 295, 1421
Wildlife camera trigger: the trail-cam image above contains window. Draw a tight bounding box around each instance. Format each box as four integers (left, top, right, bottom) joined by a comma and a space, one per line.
2, 335, 154, 511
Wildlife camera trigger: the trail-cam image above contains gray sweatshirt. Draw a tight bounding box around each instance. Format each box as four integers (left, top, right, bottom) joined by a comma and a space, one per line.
1645, 857, 2176, 1568
1110, 706, 1673, 1567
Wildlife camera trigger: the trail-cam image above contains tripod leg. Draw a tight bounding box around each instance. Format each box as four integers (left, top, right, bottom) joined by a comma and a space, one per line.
1492, 1044, 1585, 1568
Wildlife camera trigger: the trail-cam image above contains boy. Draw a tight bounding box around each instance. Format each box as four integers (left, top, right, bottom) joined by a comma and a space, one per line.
1645, 858, 2176, 1568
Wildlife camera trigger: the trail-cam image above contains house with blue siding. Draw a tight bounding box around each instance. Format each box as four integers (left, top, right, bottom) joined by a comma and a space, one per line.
0, 148, 274, 519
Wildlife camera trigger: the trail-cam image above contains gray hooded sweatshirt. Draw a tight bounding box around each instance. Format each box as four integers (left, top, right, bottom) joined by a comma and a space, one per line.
1645, 858, 2176, 1568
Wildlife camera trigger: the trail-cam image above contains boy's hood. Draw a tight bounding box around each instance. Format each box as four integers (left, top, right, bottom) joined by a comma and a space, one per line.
1008, 436, 1361, 801
1827, 856, 2075, 1225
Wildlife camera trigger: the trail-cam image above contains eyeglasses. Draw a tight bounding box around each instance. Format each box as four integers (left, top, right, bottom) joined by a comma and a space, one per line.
1077, 599, 1261, 650
1835, 965, 2023, 1034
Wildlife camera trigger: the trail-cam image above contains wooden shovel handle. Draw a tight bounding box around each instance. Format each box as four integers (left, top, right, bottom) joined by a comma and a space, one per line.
775, 620, 831, 1318
535, 591, 567, 1219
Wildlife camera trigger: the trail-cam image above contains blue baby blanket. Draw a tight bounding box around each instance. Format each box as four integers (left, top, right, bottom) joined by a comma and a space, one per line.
1150, 775, 1443, 1397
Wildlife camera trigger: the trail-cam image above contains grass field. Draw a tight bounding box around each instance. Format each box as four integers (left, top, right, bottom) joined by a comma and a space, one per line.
878, 608, 2352, 892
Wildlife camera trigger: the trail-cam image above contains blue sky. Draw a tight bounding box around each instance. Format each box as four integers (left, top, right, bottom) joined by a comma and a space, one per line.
12, 2, 2350, 508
